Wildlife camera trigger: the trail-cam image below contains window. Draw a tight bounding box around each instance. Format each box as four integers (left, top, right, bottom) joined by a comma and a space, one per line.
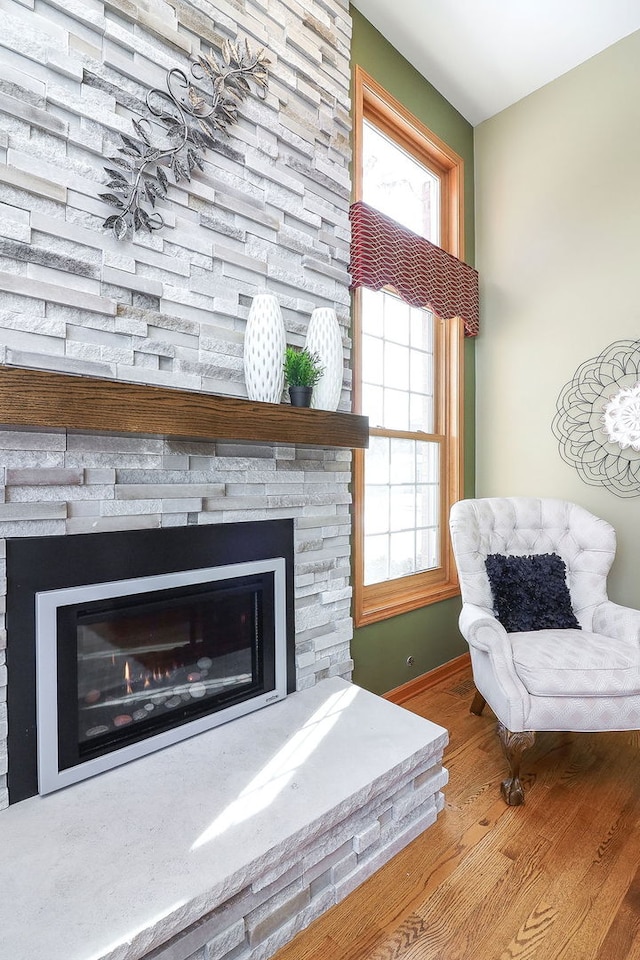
352, 67, 465, 627
362, 119, 440, 240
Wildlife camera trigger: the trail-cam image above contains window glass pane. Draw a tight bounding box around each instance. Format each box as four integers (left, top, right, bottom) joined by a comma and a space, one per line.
390, 485, 415, 532
383, 389, 409, 431
362, 383, 384, 426
409, 394, 433, 433
362, 333, 383, 381
360, 289, 435, 434
364, 533, 389, 585
365, 485, 389, 535
362, 119, 440, 243
384, 295, 410, 345
389, 531, 416, 579
410, 350, 433, 396
411, 308, 434, 351
416, 527, 438, 571
362, 288, 384, 336
416, 483, 439, 527
363, 438, 441, 587
416, 442, 439, 484
390, 438, 415, 484
384, 341, 409, 390
366, 435, 390, 484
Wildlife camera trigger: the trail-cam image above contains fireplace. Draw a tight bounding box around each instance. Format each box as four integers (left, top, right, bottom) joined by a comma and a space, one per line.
7, 519, 295, 802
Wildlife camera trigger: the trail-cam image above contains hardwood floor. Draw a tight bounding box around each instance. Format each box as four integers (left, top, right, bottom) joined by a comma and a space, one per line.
274, 663, 640, 960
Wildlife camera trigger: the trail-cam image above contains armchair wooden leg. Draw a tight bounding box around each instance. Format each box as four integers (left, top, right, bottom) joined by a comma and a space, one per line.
470, 689, 486, 715
497, 723, 536, 806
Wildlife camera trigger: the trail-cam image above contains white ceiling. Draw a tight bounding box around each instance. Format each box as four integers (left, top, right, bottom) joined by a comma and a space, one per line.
351, 0, 640, 125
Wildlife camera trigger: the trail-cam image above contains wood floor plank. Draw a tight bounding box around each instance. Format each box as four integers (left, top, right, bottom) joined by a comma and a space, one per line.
466, 744, 640, 959
395, 787, 585, 960
554, 798, 640, 960
272, 665, 640, 960
595, 864, 640, 959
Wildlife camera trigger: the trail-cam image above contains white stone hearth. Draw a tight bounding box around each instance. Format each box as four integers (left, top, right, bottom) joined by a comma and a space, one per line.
0, 677, 448, 960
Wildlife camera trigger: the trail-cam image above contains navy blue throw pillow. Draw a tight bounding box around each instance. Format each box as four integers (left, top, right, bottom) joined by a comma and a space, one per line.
485, 553, 581, 633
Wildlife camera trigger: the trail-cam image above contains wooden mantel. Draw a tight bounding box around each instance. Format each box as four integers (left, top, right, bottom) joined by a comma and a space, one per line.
0, 365, 369, 449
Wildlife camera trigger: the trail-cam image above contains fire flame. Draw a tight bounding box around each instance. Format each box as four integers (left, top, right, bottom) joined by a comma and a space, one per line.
121, 658, 178, 696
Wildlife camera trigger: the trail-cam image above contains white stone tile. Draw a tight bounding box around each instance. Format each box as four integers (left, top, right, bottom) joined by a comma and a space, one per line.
0, 501, 66, 520
100, 498, 161, 515
64, 514, 161, 534
201, 918, 246, 960
352, 820, 380, 855
392, 770, 450, 822
116, 484, 225, 500
160, 498, 203, 513
66, 500, 101, 517
0, 518, 65, 536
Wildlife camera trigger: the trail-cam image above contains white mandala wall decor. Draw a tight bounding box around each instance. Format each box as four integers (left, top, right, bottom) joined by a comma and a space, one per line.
602, 382, 640, 451
552, 339, 640, 498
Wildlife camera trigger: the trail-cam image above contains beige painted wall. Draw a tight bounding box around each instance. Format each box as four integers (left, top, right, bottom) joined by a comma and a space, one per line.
474, 29, 640, 606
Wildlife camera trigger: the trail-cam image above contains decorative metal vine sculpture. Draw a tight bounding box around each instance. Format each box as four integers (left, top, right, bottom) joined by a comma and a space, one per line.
100, 39, 270, 239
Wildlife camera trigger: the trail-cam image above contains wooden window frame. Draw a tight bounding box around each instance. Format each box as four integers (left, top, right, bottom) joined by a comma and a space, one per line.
352, 67, 465, 628
353, 66, 465, 260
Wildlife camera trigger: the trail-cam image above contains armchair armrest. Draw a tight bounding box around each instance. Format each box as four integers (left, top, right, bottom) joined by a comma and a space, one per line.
593, 600, 640, 644
459, 603, 510, 655
458, 603, 531, 728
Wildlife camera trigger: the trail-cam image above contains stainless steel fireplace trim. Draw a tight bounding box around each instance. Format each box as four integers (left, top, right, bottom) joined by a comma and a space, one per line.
35, 558, 288, 796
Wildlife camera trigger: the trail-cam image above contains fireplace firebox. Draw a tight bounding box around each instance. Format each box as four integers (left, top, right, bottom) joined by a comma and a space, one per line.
37, 559, 285, 794
7, 520, 295, 802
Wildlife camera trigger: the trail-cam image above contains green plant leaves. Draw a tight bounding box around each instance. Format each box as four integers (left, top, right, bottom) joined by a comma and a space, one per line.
283, 347, 324, 387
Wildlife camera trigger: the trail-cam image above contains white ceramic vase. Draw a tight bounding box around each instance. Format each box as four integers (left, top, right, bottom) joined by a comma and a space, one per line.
305, 307, 343, 411
243, 294, 286, 403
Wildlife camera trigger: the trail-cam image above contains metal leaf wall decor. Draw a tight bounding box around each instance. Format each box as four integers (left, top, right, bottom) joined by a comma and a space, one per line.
100, 38, 270, 239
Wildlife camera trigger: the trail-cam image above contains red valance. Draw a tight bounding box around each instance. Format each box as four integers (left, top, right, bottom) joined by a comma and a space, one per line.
349, 201, 479, 338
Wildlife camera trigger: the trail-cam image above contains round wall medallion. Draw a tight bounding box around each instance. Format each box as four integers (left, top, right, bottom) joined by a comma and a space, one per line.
552, 339, 640, 498
602, 382, 640, 451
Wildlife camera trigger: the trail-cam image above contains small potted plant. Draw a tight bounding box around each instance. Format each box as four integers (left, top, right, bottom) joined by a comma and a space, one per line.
283, 346, 324, 407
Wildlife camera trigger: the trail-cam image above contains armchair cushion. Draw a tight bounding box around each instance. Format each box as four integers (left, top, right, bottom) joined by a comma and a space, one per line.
511, 630, 640, 697
485, 553, 580, 633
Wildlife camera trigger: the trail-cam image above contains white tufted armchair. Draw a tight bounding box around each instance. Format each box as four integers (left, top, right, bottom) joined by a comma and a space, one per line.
449, 497, 640, 804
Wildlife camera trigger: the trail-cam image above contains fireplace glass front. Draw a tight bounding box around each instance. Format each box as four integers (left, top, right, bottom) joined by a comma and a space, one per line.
36, 559, 287, 794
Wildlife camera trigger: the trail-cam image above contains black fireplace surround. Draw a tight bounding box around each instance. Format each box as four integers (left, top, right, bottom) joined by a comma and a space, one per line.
6, 519, 295, 803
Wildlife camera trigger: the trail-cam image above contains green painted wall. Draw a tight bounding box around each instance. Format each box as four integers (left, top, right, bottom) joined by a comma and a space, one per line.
350, 6, 476, 695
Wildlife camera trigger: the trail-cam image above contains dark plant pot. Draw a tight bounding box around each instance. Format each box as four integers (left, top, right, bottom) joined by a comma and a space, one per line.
288, 385, 313, 407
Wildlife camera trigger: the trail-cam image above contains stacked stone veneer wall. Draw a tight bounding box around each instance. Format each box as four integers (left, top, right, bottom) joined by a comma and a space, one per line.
0, 0, 354, 811
147, 753, 447, 960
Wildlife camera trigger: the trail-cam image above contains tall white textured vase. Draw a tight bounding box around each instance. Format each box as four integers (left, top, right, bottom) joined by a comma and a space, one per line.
305, 307, 343, 411
243, 294, 286, 403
